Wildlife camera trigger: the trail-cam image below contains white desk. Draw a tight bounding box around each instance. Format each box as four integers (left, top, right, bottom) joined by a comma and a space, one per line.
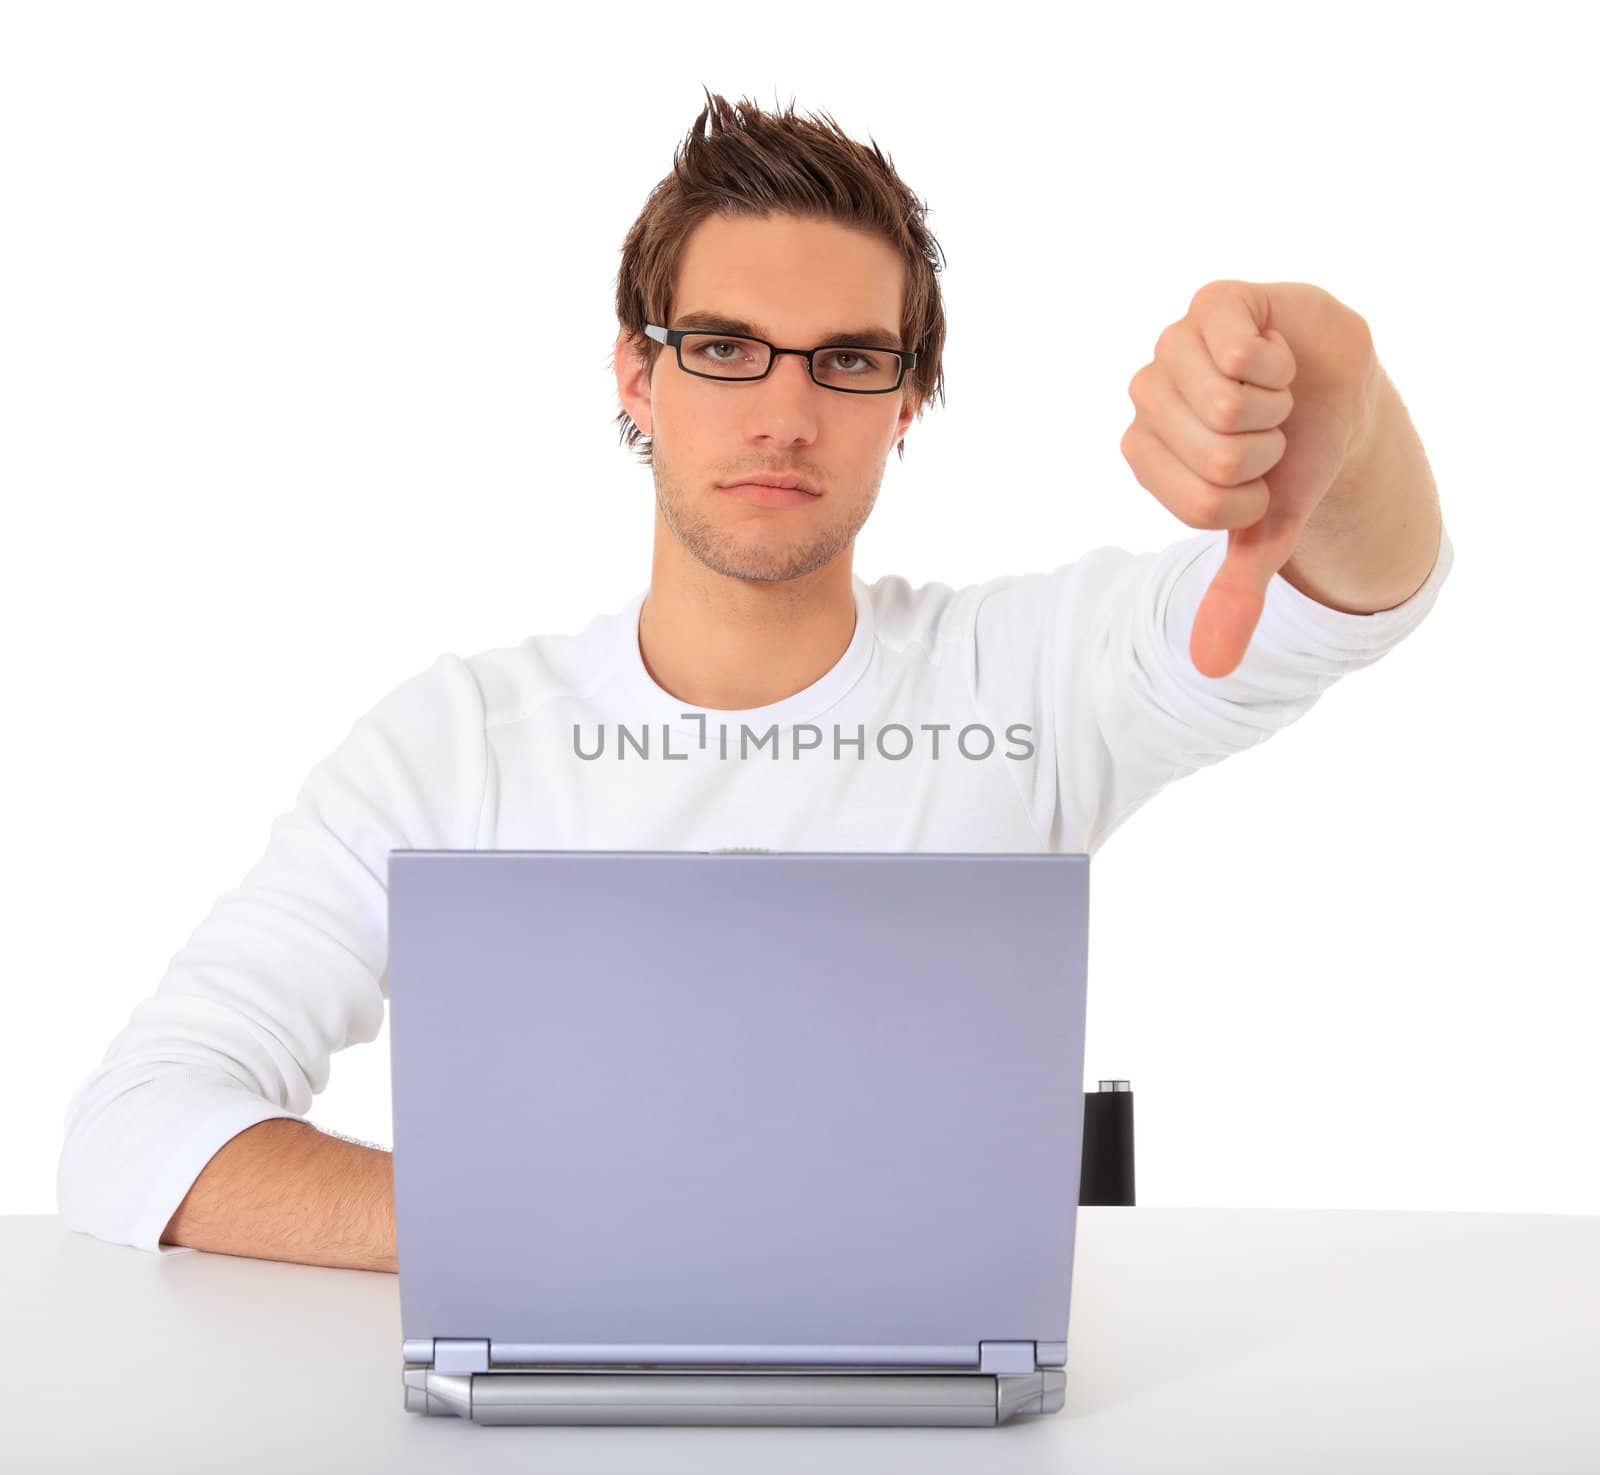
6, 1208, 1597, 1471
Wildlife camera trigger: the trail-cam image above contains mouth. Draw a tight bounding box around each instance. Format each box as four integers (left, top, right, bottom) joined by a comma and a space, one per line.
718, 481, 822, 508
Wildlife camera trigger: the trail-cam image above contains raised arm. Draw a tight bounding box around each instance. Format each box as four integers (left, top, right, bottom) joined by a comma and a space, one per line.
965, 280, 1453, 855
965, 517, 1452, 856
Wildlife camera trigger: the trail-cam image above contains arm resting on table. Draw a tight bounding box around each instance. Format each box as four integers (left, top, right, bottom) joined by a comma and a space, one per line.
161, 1118, 397, 1273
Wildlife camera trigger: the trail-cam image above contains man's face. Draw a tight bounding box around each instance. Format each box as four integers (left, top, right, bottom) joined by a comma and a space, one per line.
616, 212, 920, 583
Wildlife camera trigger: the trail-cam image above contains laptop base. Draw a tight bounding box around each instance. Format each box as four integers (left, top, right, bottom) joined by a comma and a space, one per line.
402, 1364, 1066, 1425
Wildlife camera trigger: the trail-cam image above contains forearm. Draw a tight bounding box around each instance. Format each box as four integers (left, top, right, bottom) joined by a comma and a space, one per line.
160, 1118, 397, 1273
1278, 360, 1443, 614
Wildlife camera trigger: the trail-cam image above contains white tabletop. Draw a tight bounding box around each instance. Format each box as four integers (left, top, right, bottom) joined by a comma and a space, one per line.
7, 1207, 1597, 1471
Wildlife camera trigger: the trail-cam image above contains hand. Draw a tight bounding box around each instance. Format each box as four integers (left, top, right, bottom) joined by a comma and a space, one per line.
1121, 280, 1379, 678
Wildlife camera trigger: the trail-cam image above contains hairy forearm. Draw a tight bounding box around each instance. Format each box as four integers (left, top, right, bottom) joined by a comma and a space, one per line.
160, 1118, 397, 1273
1279, 359, 1443, 614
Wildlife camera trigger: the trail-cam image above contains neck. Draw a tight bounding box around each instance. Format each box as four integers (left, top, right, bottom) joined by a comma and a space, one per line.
638, 517, 858, 712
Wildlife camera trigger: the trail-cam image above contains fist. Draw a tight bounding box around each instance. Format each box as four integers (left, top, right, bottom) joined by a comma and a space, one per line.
1120, 280, 1376, 677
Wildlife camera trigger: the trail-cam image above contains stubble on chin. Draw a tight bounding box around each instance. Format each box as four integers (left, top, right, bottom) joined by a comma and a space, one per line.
654, 475, 876, 583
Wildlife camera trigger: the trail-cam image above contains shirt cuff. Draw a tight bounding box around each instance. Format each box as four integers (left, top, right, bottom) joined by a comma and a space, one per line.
1167, 519, 1454, 675
1262, 520, 1455, 651
59, 1078, 304, 1257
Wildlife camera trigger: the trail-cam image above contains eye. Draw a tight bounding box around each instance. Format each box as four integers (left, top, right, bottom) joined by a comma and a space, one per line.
824, 349, 882, 374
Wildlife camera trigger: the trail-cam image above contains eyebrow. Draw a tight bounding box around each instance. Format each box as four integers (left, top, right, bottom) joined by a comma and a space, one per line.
673, 310, 903, 351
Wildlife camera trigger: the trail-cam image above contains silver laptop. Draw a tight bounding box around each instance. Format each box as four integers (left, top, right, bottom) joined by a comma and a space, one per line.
387, 848, 1090, 1426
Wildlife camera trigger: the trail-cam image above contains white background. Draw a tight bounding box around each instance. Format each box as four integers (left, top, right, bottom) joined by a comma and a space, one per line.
3, 1, 1594, 1219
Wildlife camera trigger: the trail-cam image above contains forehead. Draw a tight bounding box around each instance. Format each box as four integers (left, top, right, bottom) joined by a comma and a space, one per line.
672, 213, 904, 345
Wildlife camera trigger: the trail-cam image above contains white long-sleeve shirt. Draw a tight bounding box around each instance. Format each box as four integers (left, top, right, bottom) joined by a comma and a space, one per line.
58, 524, 1455, 1255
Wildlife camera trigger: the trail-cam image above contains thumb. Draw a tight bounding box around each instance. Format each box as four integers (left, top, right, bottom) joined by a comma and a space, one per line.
1189, 523, 1277, 678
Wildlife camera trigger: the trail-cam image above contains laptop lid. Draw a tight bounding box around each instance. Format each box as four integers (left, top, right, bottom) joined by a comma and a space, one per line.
387, 849, 1090, 1372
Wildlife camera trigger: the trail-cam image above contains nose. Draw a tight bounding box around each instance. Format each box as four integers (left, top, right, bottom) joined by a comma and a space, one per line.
769, 351, 817, 388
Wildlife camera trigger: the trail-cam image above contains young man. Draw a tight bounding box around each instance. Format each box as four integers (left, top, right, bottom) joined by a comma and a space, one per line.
56, 93, 1451, 1273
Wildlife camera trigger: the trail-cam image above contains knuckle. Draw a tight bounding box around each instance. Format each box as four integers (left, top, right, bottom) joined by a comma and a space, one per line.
1193, 486, 1231, 527
1209, 390, 1245, 431
1189, 279, 1240, 316
1218, 342, 1253, 380
1207, 440, 1246, 484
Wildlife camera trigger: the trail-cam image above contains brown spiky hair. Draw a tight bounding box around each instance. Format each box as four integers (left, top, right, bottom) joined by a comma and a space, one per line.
609, 86, 948, 467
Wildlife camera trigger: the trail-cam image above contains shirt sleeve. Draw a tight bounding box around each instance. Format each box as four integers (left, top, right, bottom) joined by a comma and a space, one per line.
55, 651, 488, 1255
969, 521, 1454, 856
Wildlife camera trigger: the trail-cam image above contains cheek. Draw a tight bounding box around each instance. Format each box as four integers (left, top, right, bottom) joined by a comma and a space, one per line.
661, 381, 730, 435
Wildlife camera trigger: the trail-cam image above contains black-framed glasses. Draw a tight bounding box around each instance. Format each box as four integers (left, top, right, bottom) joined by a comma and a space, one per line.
644, 323, 916, 395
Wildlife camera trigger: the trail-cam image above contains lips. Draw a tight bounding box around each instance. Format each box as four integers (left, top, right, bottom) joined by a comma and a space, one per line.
719, 481, 821, 508
721, 477, 819, 496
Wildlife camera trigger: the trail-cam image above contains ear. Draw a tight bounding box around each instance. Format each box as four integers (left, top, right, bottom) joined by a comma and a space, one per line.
892, 385, 922, 445
614, 327, 653, 437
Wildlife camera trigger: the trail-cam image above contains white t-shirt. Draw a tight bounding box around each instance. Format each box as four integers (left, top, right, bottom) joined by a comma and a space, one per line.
57, 523, 1455, 1254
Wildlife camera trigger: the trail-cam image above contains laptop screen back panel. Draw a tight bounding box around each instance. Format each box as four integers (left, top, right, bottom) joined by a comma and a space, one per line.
389, 850, 1089, 1366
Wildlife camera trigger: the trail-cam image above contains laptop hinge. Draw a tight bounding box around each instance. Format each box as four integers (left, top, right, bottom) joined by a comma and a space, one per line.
979, 1341, 1037, 1375
432, 1338, 491, 1374
406, 1338, 1049, 1376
